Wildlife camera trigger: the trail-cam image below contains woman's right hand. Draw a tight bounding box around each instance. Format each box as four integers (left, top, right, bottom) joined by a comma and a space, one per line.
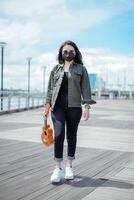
43, 103, 51, 118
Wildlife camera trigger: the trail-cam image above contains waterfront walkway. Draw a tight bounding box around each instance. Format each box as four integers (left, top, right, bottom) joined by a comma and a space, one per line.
0, 100, 134, 200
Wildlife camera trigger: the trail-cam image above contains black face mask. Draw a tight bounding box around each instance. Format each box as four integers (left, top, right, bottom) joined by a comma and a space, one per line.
62, 51, 75, 62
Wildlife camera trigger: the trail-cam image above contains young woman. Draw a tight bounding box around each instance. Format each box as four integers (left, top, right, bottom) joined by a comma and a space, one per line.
44, 40, 95, 183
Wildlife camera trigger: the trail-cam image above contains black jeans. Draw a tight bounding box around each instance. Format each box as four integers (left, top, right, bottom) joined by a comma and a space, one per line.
51, 106, 82, 161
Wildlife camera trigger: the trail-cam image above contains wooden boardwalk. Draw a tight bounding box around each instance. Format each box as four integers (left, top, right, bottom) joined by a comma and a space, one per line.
0, 100, 134, 200
0, 138, 134, 200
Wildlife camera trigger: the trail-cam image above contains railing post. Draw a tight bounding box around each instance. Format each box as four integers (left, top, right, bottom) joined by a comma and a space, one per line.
32, 97, 34, 107
18, 96, 20, 109
26, 95, 29, 109
8, 95, 11, 111
42, 98, 44, 105
38, 97, 40, 106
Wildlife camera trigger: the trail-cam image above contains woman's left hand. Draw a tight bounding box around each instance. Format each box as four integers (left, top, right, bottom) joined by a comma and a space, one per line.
83, 108, 90, 121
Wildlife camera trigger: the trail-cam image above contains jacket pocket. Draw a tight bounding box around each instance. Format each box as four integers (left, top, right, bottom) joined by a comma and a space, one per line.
73, 70, 82, 82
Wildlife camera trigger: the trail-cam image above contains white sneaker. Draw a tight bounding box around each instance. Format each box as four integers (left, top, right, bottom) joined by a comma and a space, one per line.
50, 168, 64, 183
65, 166, 74, 180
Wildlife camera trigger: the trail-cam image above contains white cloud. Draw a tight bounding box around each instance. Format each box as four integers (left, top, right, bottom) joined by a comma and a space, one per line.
1, 0, 133, 47
0, 0, 134, 91
82, 49, 134, 73
3, 48, 134, 91
81, 48, 134, 89
0, 0, 66, 17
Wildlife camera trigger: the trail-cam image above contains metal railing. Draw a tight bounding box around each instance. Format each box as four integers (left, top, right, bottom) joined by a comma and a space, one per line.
0, 91, 45, 114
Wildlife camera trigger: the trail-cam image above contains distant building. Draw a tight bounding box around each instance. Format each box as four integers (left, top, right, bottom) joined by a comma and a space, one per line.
89, 73, 105, 91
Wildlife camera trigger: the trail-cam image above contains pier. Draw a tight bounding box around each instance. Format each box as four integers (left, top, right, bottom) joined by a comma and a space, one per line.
0, 99, 134, 200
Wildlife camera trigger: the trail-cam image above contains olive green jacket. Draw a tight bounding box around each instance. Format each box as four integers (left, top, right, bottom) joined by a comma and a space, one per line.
45, 63, 94, 111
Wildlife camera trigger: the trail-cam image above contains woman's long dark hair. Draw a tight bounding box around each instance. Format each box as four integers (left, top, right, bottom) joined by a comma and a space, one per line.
57, 40, 83, 65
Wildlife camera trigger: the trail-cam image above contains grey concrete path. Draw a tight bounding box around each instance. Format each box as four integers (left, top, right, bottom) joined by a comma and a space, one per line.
0, 100, 134, 200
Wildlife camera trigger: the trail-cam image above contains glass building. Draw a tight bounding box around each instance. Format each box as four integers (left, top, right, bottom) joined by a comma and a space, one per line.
89, 73, 105, 91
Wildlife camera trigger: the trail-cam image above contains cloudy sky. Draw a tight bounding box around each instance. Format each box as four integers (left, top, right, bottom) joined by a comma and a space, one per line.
0, 0, 134, 92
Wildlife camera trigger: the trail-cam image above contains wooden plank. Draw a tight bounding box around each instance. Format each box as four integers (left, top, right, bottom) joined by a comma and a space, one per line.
0, 138, 133, 200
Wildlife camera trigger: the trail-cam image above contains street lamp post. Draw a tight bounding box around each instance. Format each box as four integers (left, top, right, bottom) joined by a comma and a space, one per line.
26, 57, 32, 107
0, 42, 7, 111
